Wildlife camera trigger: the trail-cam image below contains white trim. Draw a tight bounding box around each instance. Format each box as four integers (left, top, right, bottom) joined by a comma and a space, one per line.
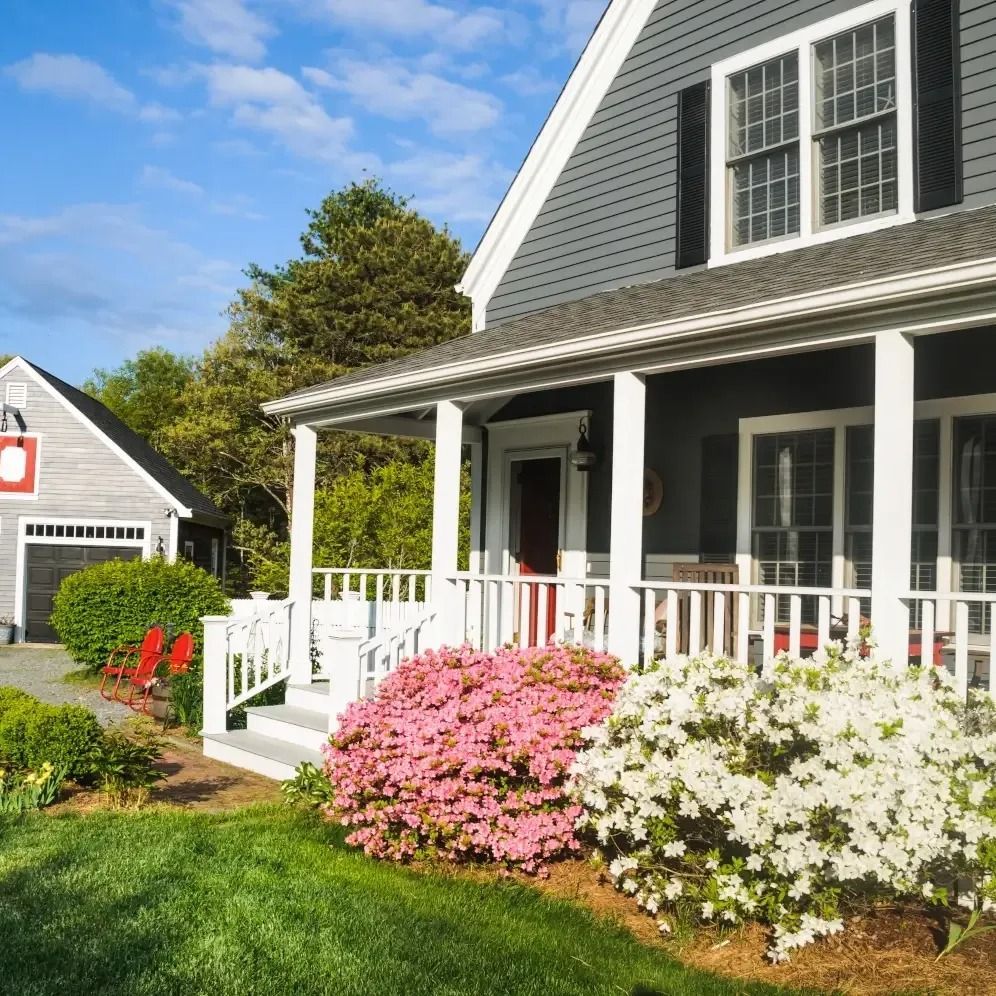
8, 359, 193, 516
485, 411, 590, 583
266, 252, 996, 420
710, 0, 914, 267
13, 516, 152, 641
736, 391, 996, 631
0, 433, 42, 501
455, 0, 659, 321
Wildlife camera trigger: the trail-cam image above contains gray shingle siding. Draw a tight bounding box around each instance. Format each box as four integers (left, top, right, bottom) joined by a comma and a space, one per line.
486, 0, 996, 326
0, 367, 177, 629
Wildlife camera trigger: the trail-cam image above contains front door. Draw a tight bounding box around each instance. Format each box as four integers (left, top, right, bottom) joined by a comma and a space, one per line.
512, 457, 563, 645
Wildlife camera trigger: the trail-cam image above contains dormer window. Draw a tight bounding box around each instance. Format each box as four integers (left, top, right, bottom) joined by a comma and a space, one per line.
710, 0, 915, 265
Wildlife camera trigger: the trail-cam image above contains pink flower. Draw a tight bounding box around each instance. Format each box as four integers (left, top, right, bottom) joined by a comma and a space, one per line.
324, 644, 623, 872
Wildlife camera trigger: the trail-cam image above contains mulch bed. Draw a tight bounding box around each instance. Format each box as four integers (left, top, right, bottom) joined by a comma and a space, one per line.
456, 859, 996, 996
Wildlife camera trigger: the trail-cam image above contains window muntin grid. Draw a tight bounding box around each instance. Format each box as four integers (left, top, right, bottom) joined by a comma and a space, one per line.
814, 16, 898, 228
728, 54, 799, 158
753, 429, 834, 625
726, 53, 800, 248
814, 17, 896, 132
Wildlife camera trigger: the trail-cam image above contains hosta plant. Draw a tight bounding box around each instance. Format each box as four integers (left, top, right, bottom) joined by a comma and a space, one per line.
325, 644, 624, 872
572, 643, 996, 961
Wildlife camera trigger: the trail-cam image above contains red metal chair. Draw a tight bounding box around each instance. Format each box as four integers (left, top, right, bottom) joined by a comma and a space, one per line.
128, 632, 196, 715
99, 627, 165, 702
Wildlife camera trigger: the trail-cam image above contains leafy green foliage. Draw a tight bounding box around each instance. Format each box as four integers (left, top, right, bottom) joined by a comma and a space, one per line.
282, 762, 335, 810
83, 348, 194, 447
0, 694, 103, 781
86, 732, 164, 805
938, 908, 996, 960
50, 557, 229, 671
250, 455, 471, 594
0, 763, 67, 813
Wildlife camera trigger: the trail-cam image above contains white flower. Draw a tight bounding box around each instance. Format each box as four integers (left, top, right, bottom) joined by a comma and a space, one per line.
701, 902, 715, 920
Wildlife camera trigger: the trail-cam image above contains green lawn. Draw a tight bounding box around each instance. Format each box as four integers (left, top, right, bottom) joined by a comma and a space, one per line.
0, 807, 804, 996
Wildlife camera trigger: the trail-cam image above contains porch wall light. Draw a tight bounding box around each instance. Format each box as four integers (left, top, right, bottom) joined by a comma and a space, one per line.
571, 417, 597, 472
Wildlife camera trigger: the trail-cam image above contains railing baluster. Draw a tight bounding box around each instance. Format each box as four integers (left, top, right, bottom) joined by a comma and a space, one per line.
643, 589, 656, 664
572, 583, 585, 646
665, 590, 678, 659
536, 583, 549, 645
789, 595, 802, 659
519, 584, 532, 650
955, 601, 969, 700
469, 578, 483, 649
343, 573, 352, 599
593, 586, 606, 653
847, 598, 861, 641
817, 596, 831, 653
500, 580, 514, 646
359, 573, 369, 603
921, 600, 935, 669
688, 590, 702, 655
375, 575, 385, 631
762, 593, 775, 663
391, 573, 400, 603
324, 573, 332, 601
736, 591, 750, 664
711, 591, 726, 656
485, 580, 499, 651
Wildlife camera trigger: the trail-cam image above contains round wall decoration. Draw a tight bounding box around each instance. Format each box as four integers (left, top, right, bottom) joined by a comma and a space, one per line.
643, 468, 664, 517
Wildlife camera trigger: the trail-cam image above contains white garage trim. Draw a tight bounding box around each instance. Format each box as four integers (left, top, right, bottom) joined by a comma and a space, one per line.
14, 516, 152, 642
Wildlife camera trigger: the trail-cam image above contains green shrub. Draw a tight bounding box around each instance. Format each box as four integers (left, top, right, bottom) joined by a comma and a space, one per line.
0, 698, 103, 780
50, 557, 229, 670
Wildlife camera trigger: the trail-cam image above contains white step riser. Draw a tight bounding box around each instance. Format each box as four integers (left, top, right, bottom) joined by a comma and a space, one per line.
203, 738, 297, 781
285, 686, 331, 712
247, 712, 330, 752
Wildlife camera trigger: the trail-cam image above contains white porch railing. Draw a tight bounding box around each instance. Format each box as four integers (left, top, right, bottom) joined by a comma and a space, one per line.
903, 591, 996, 697
202, 598, 295, 732
450, 572, 611, 651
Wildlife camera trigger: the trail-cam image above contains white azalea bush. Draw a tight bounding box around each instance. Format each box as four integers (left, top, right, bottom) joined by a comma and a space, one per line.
571, 643, 996, 961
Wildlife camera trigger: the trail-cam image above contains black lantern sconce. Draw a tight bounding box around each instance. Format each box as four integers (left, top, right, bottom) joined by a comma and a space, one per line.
0, 403, 27, 441
570, 417, 597, 472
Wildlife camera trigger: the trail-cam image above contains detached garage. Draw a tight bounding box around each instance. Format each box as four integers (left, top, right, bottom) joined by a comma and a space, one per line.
0, 357, 228, 643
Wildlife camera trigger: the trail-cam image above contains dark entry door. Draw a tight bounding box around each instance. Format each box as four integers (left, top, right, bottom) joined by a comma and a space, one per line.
25, 545, 142, 643
514, 458, 562, 645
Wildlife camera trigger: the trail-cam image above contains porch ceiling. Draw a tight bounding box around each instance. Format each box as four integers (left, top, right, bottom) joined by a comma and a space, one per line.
265, 206, 996, 425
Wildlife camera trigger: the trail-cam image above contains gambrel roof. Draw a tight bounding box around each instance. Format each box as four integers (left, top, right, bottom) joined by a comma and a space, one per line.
1, 357, 226, 524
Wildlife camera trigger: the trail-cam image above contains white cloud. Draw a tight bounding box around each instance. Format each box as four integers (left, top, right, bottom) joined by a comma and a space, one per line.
166, 0, 274, 61
501, 66, 558, 97
5, 53, 184, 124
4, 53, 136, 112
389, 150, 513, 224
140, 165, 205, 196
304, 59, 501, 136
312, 0, 507, 50
200, 64, 367, 167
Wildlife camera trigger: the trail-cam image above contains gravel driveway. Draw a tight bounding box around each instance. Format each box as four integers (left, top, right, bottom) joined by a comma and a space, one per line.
0, 645, 129, 725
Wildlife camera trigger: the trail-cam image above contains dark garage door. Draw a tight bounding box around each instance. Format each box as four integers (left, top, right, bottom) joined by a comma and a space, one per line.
25, 545, 142, 643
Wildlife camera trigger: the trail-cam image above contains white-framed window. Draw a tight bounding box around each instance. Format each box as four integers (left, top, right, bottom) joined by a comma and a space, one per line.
710, 0, 914, 266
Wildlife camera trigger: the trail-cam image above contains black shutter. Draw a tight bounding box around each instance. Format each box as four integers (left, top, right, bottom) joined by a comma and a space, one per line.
912, 0, 963, 212
699, 434, 739, 562
676, 80, 710, 269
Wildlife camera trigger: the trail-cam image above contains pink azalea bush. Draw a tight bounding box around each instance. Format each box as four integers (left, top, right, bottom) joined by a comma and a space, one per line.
324, 644, 623, 872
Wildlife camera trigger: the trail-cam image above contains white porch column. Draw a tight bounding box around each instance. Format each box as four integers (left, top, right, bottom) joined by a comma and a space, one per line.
432, 401, 465, 645
468, 438, 485, 573
288, 423, 317, 683
871, 332, 914, 665
608, 372, 646, 664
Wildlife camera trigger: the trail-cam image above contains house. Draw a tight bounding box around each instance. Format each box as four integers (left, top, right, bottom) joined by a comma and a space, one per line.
0, 356, 227, 642
201, 0, 996, 778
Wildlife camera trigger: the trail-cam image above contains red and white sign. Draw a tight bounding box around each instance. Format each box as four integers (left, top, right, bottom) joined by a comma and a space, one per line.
0, 436, 39, 495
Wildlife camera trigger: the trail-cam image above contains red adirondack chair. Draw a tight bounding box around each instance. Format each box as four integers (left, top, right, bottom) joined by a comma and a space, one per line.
99, 627, 165, 702
128, 632, 196, 715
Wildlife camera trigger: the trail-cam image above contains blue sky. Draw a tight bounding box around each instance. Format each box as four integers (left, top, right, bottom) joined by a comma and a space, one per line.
0, 0, 605, 384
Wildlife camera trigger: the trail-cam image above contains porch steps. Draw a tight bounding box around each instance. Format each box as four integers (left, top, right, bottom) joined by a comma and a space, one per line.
285, 680, 331, 712
202, 729, 324, 782
245, 703, 329, 752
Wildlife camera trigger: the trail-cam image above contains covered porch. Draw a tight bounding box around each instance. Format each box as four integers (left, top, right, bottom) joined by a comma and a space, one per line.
200, 212, 996, 773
